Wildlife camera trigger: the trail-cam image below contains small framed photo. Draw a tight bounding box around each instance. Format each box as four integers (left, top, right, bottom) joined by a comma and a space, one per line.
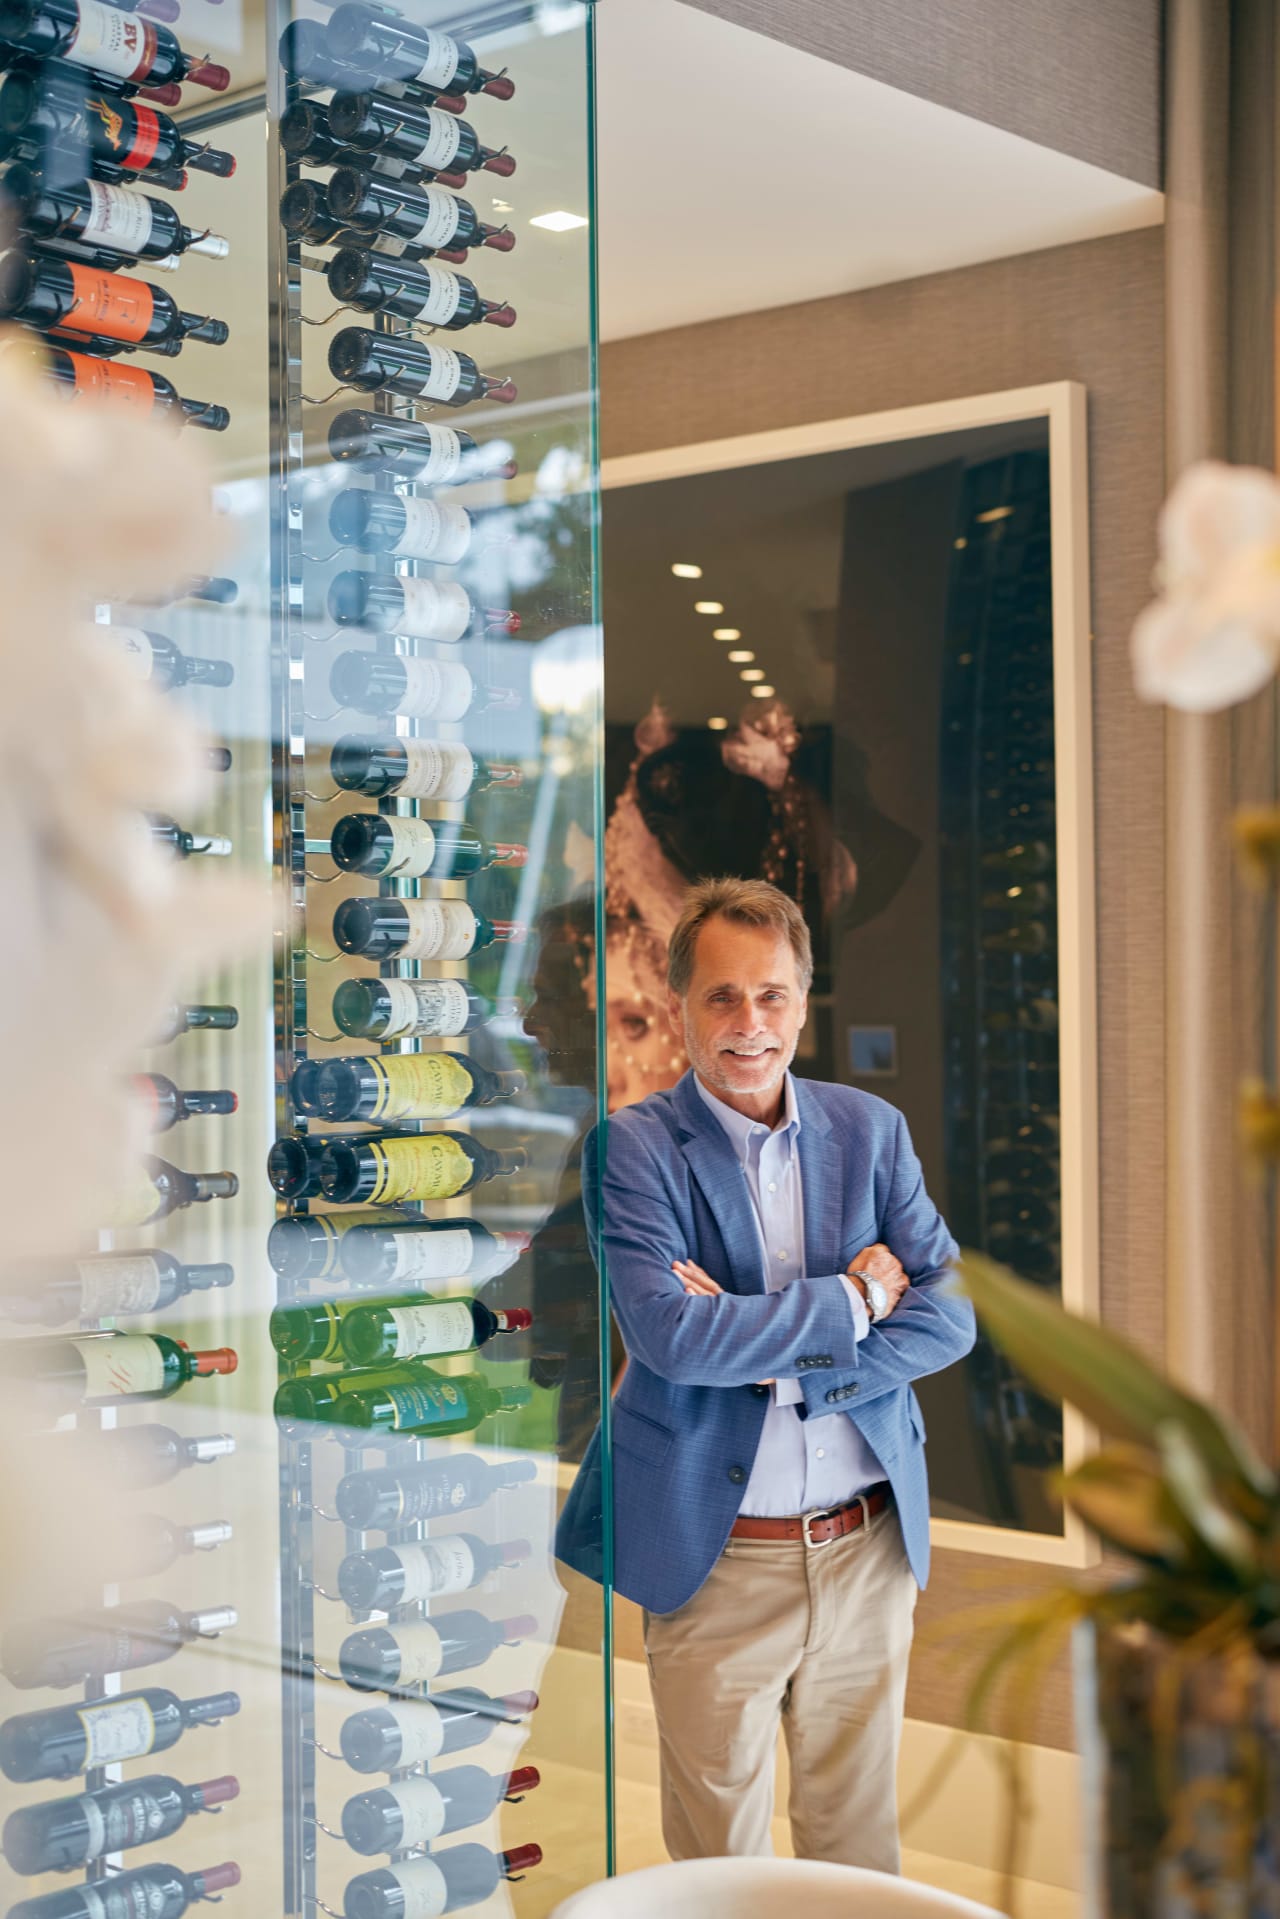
848, 1025, 898, 1078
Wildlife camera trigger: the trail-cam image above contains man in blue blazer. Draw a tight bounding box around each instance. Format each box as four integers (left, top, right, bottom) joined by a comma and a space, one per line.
557, 877, 975, 1868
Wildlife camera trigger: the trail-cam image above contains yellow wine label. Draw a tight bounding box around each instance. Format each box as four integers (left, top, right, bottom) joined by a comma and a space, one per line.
392, 1622, 445, 1685
107, 1169, 161, 1228
366, 1135, 474, 1205
73, 1335, 166, 1400
77, 1697, 156, 1766
365, 1053, 475, 1123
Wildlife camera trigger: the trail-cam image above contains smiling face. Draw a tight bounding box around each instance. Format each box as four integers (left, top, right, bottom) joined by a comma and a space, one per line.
668, 914, 808, 1125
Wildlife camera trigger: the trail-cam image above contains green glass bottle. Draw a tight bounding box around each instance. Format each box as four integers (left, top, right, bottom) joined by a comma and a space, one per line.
340, 1295, 531, 1367
338, 1367, 531, 1438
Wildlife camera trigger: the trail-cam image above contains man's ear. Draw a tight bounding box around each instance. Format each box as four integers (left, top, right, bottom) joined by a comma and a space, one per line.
667, 990, 684, 1039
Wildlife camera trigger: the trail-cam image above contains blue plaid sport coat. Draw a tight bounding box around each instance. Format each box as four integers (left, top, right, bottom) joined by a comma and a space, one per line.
555, 1069, 975, 1615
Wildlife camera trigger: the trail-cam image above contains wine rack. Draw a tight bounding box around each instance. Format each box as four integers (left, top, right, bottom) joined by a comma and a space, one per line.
267, 5, 604, 1917
0, 2, 254, 1915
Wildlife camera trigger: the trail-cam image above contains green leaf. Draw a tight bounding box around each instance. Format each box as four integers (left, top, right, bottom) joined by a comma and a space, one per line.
957, 1254, 1276, 1509
1156, 1421, 1260, 1578
1058, 1447, 1196, 1566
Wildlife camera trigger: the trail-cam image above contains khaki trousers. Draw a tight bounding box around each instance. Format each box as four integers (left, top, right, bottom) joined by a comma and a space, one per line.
641, 1502, 918, 1868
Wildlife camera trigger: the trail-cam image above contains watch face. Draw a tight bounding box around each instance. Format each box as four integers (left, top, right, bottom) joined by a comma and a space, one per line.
869, 1280, 889, 1319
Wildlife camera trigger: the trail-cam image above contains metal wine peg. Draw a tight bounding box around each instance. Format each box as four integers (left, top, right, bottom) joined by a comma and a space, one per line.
303, 869, 343, 884
304, 948, 343, 964
302, 1577, 345, 1602
300, 307, 355, 328
300, 1498, 343, 1520
303, 1028, 342, 1045
301, 386, 347, 406
303, 705, 345, 722
304, 1735, 347, 1762
314, 1816, 346, 1840
301, 787, 340, 802
315, 1897, 344, 1917
300, 548, 343, 564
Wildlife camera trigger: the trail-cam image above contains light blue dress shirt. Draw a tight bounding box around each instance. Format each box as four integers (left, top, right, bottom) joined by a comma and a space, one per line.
694, 1070, 889, 1516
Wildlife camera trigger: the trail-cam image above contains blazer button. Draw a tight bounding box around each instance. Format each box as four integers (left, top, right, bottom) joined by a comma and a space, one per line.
728, 1465, 747, 1484
825, 1390, 840, 1404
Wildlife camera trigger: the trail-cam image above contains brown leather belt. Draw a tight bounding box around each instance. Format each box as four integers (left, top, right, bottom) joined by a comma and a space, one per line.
730, 1483, 893, 1548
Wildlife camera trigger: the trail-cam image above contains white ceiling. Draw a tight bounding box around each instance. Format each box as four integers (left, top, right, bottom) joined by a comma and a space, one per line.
594, 0, 1163, 343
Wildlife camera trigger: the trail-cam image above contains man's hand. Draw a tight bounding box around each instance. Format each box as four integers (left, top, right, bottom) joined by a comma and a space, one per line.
673, 1260, 776, 1387
846, 1243, 909, 1319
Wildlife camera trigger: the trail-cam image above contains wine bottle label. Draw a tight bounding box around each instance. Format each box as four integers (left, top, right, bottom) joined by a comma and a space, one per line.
100, 1786, 170, 1850
387, 1300, 478, 1358
396, 578, 471, 644
88, 96, 161, 172
406, 1538, 479, 1600
393, 1858, 450, 1919
409, 188, 462, 252
108, 1168, 162, 1228
77, 1877, 172, 1919
379, 978, 472, 1040
64, 263, 155, 344
111, 626, 155, 680
73, 1335, 165, 1398
77, 1697, 156, 1766
395, 657, 474, 722
409, 267, 463, 330
71, 1, 158, 82
389, 1222, 475, 1278
66, 355, 155, 410
373, 815, 437, 879
383, 1699, 446, 1764
391, 1622, 445, 1683
411, 111, 462, 173
421, 344, 464, 403
410, 29, 461, 90
80, 179, 155, 253
393, 901, 479, 963
382, 1376, 466, 1432
80, 1795, 108, 1859
77, 1254, 163, 1317
365, 1135, 474, 1204
393, 497, 470, 563
363, 1052, 475, 1122
414, 425, 466, 485
387, 1775, 448, 1846
395, 737, 474, 798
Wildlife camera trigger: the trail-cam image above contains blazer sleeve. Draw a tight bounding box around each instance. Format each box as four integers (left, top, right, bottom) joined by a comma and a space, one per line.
585, 1121, 862, 1389
801, 1105, 975, 1417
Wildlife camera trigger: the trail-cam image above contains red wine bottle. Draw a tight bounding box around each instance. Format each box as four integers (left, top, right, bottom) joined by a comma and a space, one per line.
329, 651, 515, 723
9, 1859, 240, 1919
327, 169, 514, 259
278, 17, 467, 105
344, 1845, 541, 1919
111, 1513, 233, 1579
4, 1334, 236, 1411
329, 814, 525, 881
91, 1424, 235, 1487
132, 1073, 237, 1131
339, 1611, 537, 1693
280, 97, 400, 176
341, 1765, 538, 1855
339, 1293, 531, 1366
265, 1133, 329, 1202
267, 1210, 401, 1284
0, 69, 236, 178
325, 10, 516, 101
5, 164, 229, 263
330, 735, 520, 801
0, 253, 229, 349
151, 1002, 239, 1042
332, 897, 523, 964
328, 573, 516, 644
319, 1131, 526, 1206
147, 816, 233, 858
2, 1599, 238, 1690
332, 979, 516, 1044
313, 1052, 523, 1126
327, 410, 513, 484
0, 0, 230, 90
110, 628, 233, 690
2, 1772, 239, 1874
335, 1453, 537, 1530
0, 1688, 240, 1783
328, 325, 516, 408
340, 1218, 528, 1288
45, 348, 229, 430
114, 1158, 238, 1225
338, 1535, 530, 1612
327, 89, 516, 180
328, 486, 473, 562
339, 1689, 537, 1773
0, 1249, 233, 1324
327, 251, 514, 332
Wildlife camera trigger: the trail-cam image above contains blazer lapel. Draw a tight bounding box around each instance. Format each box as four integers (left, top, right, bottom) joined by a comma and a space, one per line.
671, 1073, 767, 1296
795, 1079, 845, 1281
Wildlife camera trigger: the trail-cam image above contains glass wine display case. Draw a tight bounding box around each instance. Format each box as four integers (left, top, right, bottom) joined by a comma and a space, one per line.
0, 3, 609, 1916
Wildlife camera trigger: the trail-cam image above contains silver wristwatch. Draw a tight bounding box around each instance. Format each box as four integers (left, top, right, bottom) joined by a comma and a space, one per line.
851, 1268, 889, 1323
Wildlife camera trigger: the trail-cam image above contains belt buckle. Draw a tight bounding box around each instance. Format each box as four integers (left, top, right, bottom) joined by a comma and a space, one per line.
801, 1506, 835, 1548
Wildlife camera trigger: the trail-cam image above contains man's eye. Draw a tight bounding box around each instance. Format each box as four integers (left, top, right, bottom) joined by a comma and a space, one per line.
619, 1014, 650, 1041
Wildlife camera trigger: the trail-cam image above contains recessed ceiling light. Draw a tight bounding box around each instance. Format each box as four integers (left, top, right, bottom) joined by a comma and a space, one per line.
727, 650, 754, 663
492, 199, 514, 213
530, 210, 589, 231
713, 627, 741, 641
975, 505, 1014, 523
707, 716, 729, 731
694, 601, 724, 615
751, 684, 776, 698
740, 668, 765, 682
954, 536, 968, 550
671, 563, 702, 579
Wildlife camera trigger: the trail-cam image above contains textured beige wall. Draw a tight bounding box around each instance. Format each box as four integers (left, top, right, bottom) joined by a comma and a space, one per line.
600, 226, 1167, 1745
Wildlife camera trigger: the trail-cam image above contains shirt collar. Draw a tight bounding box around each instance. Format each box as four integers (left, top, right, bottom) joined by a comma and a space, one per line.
693, 1069, 801, 1161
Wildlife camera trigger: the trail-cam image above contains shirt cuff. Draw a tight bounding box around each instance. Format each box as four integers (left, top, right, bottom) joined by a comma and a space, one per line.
840, 1274, 872, 1341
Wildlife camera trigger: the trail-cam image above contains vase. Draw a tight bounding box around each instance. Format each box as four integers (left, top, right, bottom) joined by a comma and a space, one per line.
1075, 1619, 1280, 1917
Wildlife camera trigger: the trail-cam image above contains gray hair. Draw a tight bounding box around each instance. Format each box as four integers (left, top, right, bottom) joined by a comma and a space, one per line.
667, 877, 814, 996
